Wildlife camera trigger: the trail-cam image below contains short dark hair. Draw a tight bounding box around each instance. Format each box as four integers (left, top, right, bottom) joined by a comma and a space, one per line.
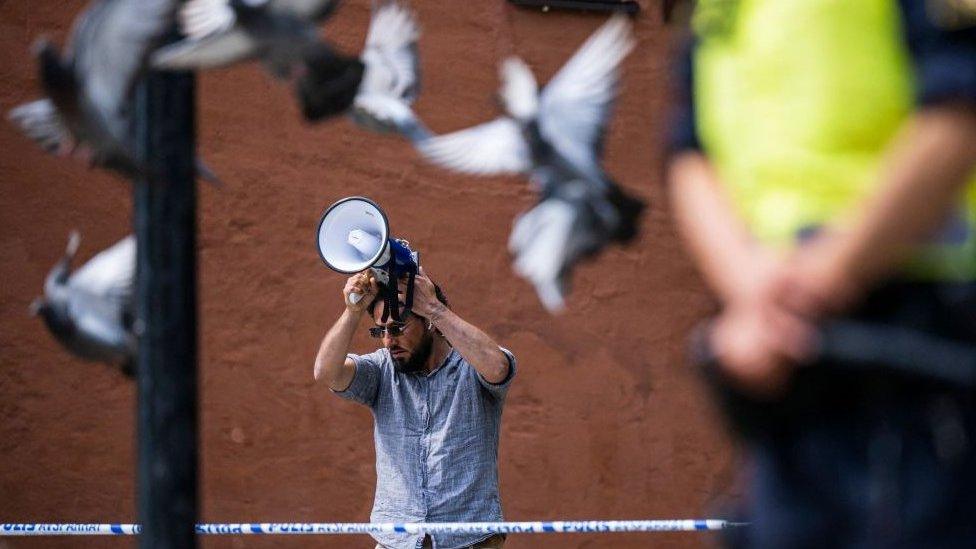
367, 280, 450, 321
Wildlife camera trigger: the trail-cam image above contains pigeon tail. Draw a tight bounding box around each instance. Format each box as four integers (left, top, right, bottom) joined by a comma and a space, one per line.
7, 99, 71, 154
605, 183, 645, 243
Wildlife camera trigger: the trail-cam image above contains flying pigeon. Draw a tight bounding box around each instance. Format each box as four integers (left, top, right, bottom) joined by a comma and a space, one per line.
150, 0, 341, 78
355, 15, 645, 311
5, 0, 193, 180
31, 232, 137, 375
309, 0, 421, 126
152, 0, 419, 126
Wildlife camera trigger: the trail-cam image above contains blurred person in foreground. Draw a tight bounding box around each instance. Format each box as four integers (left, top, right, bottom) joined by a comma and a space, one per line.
313, 267, 514, 549
668, 1, 976, 546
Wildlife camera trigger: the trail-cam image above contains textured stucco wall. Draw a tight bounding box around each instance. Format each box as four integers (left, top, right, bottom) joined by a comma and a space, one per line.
0, 2, 737, 547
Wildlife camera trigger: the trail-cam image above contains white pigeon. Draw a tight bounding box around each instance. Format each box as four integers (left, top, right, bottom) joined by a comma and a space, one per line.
300, 0, 421, 125
355, 15, 645, 311
31, 233, 137, 375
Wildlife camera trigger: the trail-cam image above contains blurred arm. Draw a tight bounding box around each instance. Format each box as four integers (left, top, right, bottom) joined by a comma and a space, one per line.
791, 104, 976, 311
667, 151, 773, 304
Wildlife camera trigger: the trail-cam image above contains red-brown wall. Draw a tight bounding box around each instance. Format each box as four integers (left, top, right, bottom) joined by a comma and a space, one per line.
0, 2, 736, 547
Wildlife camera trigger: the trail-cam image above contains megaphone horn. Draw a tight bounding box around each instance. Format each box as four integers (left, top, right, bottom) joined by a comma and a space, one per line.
316, 197, 420, 320
317, 196, 390, 274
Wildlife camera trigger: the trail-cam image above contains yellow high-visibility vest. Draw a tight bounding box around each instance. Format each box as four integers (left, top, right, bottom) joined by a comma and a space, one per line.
693, 0, 976, 280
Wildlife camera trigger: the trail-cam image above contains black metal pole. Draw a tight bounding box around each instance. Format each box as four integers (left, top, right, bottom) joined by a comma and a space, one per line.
133, 62, 198, 548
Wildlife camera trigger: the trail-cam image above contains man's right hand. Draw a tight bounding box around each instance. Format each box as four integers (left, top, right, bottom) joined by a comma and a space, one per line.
343, 270, 379, 313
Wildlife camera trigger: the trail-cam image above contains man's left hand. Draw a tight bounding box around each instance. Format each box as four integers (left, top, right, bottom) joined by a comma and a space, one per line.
404, 267, 446, 322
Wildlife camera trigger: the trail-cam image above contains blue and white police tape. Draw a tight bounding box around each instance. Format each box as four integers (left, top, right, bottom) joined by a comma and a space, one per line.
1, 520, 745, 536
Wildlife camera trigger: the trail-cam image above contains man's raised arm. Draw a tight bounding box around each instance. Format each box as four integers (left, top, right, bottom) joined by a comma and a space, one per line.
313, 271, 378, 391
411, 269, 511, 384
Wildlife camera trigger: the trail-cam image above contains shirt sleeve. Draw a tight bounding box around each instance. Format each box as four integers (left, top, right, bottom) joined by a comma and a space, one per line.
667, 39, 702, 157
899, 0, 976, 106
475, 347, 517, 400
332, 350, 384, 407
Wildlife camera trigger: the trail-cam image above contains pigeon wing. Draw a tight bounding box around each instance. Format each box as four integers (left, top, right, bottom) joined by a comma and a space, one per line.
538, 15, 633, 174
152, 28, 260, 70
358, 1, 420, 103
417, 118, 531, 176
7, 99, 72, 154
70, 299, 131, 349
178, 0, 239, 41
68, 235, 136, 308
72, 0, 180, 117
508, 199, 578, 312
274, 0, 339, 20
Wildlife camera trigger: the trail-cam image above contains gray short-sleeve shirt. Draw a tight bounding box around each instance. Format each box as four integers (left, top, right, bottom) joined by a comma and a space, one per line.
335, 346, 516, 549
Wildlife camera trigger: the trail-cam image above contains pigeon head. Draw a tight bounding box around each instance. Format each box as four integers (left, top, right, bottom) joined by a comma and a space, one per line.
31, 294, 74, 340
32, 38, 76, 101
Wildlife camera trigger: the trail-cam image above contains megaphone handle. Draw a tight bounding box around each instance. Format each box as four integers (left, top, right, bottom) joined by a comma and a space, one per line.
348, 292, 363, 305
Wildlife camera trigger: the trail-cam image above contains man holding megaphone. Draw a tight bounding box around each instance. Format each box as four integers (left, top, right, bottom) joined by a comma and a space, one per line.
313, 262, 514, 549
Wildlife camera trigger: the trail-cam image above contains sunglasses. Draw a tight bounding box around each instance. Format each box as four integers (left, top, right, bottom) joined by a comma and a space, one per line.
368, 320, 412, 339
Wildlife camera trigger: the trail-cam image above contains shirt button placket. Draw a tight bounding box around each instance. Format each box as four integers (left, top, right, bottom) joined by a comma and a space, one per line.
420, 381, 430, 517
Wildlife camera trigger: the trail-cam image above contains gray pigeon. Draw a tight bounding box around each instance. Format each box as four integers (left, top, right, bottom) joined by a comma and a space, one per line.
31, 233, 137, 375
6, 0, 181, 179
150, 0, 340, 77
153, 0, 420, 126
356, 15, 644, 311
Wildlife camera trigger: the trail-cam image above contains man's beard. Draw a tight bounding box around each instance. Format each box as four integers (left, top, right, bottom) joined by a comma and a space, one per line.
392, 331, 434, 374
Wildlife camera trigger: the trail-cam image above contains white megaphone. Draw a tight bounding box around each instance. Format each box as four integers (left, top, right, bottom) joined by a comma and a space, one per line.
316, 197, 419, 317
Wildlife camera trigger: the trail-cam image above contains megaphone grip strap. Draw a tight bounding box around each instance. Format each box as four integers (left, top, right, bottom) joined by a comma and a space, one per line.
403, 272, 416, 314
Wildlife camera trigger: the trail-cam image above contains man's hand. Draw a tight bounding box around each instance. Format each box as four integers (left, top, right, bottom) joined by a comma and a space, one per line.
405, 267, 446, 322
343, 270, 378, 313
706, 248, 820, 399
710, 299, 818, 399
779, 233, 866, 319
